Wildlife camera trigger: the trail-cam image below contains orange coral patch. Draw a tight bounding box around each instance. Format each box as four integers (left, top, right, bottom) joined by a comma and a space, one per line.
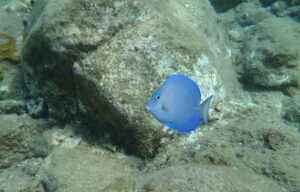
0, 34, 20, 63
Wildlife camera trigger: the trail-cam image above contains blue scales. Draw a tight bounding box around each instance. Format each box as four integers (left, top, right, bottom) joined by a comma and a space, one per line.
145, 74, 213, 134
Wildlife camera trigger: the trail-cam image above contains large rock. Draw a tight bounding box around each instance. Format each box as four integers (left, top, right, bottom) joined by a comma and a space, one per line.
36, 146, 138, 192
237, 16, 300, 88
0, 158, 45, 192
283, 94, 300, 124
223, 2, 300, 89
221, 1, 300, 126
0, 114, 51, 166
21, 0, 240, 157
103, 164, 283, 192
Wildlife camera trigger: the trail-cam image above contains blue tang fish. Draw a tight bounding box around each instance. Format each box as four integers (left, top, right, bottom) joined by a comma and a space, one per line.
145, 74, 213, 134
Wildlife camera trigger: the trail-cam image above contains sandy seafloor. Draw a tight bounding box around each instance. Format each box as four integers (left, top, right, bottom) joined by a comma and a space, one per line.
0, 0, 300, 191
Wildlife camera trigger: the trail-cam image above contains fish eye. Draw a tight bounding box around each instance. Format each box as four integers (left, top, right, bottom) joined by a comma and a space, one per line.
155, 95, 161, 101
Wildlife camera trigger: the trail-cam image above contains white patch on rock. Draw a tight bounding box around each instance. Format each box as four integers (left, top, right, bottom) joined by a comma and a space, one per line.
51, 126, 82, 148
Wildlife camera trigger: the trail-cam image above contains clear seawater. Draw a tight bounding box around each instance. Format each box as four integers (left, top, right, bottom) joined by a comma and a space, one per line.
0, 0, 299, 191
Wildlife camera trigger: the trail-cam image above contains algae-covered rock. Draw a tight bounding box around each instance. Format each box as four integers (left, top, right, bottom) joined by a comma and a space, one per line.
222, 2, 300, 90
21, 0, 239, 157
103, 164, 283, 192
0, 99, 26, 114
3, 0, 32, 13
0, 114, 52, 163
0, 158, 45, 192
209, 0, 300, 12
144, 108, 300, 192
283, 95, 300, 123
260, 0, 300, 6
36, 146, 138, 191
0, 63, 26, 100
236, 16, 300, 88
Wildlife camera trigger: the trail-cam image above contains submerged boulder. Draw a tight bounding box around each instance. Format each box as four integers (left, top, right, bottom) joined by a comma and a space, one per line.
103, 164, 283, 192
36, 146, 137, 191
223, 2, 300, 90
237, 16, 300, 88
21, 0, 238, 157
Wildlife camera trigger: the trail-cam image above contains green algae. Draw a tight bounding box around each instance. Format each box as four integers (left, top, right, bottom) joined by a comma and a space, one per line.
0, 64, 3, 81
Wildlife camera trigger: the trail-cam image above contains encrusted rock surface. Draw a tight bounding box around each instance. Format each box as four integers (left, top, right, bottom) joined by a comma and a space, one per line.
36, 146, 138, 192
0, 158, 45, 192
21, 0, 240, 157
0, 114, 52, 163
221, 1, 300, 128
222, 2, 300, 89
103, 164, 283, 192
0, 0, 299, 192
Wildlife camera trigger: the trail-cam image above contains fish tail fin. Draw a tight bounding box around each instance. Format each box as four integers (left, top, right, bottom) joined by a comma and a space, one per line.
196, 95, 213, 125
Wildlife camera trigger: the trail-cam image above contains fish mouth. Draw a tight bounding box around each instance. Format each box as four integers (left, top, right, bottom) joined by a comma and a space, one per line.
145, 103, 151, 111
